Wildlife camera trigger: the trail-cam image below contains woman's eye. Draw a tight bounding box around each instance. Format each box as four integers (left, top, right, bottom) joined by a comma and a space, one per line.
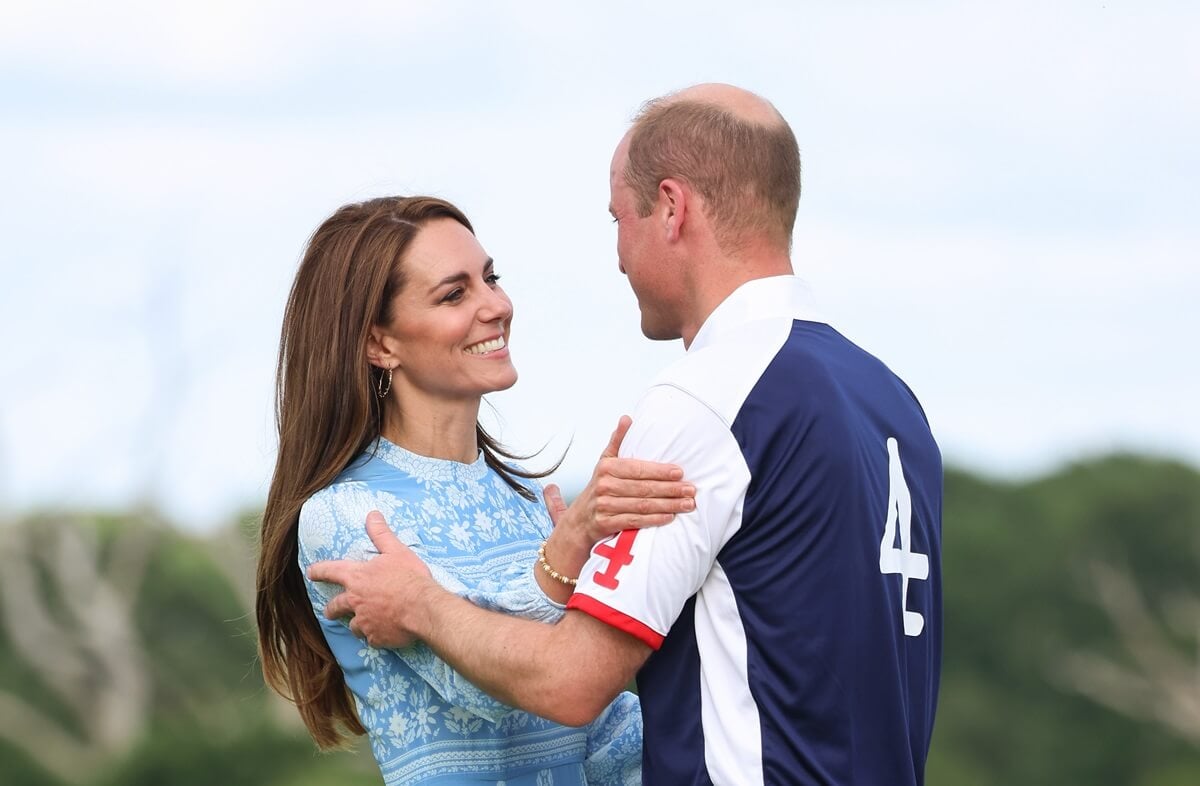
441, 288, 464, 303
486, 273, 502, 285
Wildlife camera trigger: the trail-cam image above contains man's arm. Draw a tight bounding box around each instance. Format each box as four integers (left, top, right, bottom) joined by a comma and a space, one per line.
408, 588, 650, 727
310, 513, 652, 727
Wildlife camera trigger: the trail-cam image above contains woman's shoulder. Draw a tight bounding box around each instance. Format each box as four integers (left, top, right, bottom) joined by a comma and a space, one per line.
301, 473, 404, 520
481, 458, 549, 499
300, 446, 434, 520
297, 472, 424, 563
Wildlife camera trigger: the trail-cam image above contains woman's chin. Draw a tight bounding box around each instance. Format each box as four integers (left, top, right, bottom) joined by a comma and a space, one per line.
493, 370, 519, 392
477, 368, 519, 395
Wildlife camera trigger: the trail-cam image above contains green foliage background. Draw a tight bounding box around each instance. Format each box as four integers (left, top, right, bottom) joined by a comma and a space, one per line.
1, 454, 1197, 784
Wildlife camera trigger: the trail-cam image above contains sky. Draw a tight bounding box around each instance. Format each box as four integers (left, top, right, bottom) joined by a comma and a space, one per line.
1, 1, 1197, 530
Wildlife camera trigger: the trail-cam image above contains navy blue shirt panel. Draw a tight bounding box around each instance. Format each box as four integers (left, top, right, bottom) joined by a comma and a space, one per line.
637, 596, 714, 785
726, 321, 942, 786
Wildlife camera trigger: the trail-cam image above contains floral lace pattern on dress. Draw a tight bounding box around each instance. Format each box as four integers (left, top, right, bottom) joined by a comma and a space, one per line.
296, 439, 641, 785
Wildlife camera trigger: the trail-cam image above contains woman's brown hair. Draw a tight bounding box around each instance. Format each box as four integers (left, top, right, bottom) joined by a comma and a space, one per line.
256, 195, 551, 748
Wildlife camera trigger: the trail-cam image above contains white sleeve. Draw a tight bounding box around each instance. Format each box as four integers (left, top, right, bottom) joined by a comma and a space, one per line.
566, 384, 751, 648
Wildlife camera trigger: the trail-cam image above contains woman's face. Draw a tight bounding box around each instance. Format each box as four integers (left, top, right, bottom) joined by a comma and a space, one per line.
378, 218, 517, 408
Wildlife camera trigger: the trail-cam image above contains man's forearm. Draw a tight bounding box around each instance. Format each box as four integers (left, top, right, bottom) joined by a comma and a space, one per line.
409, 581, 645, 727
310, 519, 652, 725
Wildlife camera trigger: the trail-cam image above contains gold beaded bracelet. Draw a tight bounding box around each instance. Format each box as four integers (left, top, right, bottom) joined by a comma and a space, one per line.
536, 540, 578, 586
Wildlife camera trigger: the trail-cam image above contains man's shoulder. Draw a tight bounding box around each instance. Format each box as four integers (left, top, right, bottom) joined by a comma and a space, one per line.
642, 314, 812, 425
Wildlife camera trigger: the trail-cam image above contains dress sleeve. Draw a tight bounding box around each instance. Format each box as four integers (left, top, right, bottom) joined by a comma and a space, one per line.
583, 690, 643, 785
461, 483, 567, 624
297, 484, 520, 725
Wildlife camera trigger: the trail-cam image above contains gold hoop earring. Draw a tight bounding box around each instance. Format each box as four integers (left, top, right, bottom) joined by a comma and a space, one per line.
376, 366, 393, 399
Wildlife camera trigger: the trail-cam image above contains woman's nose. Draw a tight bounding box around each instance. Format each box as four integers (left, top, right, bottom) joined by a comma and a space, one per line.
479, 285, 512, 323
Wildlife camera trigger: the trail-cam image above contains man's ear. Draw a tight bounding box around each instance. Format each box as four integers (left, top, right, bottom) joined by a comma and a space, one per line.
658, 178, 687, 242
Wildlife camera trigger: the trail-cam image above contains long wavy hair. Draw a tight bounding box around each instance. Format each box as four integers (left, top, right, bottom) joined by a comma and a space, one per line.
256, 195, 551, 749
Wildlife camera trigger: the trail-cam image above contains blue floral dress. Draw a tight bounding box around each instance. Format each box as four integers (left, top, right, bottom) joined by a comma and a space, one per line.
298, 437, 642, 785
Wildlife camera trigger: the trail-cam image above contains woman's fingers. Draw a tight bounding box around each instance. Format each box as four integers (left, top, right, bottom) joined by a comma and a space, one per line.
596, 476, 696, 501
597, 494, 696, 515
542, 483, 568, 527
582, 430, 695, 538
598, 456, 685, 482
595, 512, 678, 533
600, 415, 634, 459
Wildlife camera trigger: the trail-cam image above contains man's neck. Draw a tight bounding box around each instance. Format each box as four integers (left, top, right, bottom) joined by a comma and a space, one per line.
680, 249, 793, 349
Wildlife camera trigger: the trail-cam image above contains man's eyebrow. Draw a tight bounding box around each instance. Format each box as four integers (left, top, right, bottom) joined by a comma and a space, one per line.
427, 257, 494, 294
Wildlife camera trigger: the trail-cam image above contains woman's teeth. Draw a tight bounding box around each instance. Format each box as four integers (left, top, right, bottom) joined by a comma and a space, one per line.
465, 336, 506, 355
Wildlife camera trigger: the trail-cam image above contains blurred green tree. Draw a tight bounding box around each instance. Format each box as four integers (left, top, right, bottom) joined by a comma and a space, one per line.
928, 455, 1200, 785
0, 510, 374, 786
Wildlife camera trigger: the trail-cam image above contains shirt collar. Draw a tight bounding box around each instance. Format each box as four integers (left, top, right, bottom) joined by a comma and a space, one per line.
688, 275, 827, 353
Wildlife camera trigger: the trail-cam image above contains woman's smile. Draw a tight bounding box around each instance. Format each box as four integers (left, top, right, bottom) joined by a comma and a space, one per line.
464, 334, 508, 356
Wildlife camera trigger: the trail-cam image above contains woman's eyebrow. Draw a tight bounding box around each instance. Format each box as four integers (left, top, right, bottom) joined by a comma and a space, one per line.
427, 257, 495, 294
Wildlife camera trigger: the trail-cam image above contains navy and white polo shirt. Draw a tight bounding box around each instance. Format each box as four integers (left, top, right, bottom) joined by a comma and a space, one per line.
567, 275, 942, 785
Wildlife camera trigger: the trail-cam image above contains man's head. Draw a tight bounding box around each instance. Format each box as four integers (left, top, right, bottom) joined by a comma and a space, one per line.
609, 83, 801, 342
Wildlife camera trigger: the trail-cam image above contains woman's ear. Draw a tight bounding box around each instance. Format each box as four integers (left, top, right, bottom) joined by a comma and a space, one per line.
365, 328, 399, 370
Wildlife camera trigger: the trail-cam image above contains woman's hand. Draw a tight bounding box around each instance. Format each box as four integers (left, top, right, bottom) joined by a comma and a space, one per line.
549, 415, 695, 543
536, 416, 694, 600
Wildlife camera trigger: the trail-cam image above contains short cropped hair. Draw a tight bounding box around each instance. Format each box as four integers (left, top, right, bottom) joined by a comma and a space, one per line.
623, 97, 801, 252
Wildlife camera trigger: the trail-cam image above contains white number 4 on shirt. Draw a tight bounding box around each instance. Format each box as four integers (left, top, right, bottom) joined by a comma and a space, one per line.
879, 437, 929, 637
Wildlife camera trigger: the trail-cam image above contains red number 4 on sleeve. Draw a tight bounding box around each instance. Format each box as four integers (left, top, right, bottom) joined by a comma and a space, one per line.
592, 530, 639, 589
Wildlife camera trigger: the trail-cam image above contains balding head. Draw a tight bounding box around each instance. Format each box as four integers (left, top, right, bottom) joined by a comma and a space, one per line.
671, 82, 784, 125
620, 83, 801, 253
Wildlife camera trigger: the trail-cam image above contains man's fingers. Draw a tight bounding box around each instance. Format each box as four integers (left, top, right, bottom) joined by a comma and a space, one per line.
365, 510, 403, 553
600, 415, 634, 459
308, 560, 348, 586
324, 593, 353, 620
